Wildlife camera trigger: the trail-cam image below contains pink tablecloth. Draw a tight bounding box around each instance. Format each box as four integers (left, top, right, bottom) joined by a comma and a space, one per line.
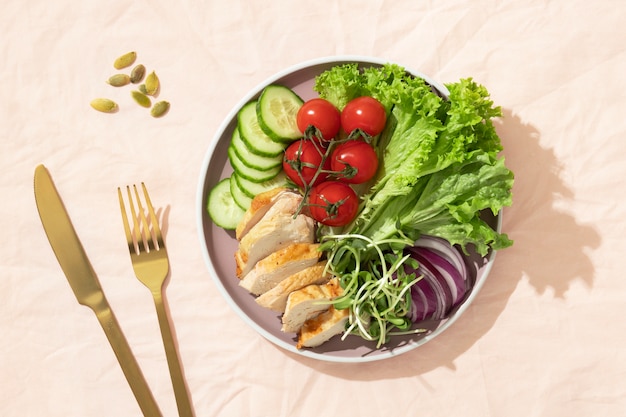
3, 1, 625, 416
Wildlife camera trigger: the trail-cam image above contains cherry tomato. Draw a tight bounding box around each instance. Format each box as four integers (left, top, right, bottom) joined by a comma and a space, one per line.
330, 140, 379, 184
308, 181, 359, 227
341, 96, 387, 137
296, 98, 341, 142
283, 139, 329, 187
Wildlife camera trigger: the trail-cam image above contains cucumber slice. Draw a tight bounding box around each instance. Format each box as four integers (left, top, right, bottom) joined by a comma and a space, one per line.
229, 127, 283, 171
257, 85, 304, 143
207, 178, 246, 229
230, 174, 253, 210
228, 145, 282, 183
237, 101, 286, 157
235, 171, 288, 199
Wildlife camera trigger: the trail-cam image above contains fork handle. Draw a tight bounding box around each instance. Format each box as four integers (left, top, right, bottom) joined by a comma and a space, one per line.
153, 292, 195, 417
95, 305, 163, 417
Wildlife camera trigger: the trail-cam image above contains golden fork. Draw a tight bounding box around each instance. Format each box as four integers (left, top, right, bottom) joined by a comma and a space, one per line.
118, 183, 194, 417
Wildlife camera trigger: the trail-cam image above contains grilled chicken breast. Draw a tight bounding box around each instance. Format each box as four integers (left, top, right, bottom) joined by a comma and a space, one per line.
233, 186, 348, 349
255, 261, 329, 313
239, 243, 322, 295
296, 305, 350, 349
281, 277, 344, 333
235, 187, 293, 240
234, 195, 315, 278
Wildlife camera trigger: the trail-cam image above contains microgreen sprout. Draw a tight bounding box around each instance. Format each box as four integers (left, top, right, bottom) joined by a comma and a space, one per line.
320, 232, 426, 348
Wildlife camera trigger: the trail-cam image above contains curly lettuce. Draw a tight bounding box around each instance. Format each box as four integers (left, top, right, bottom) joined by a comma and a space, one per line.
314, 63, 513, 256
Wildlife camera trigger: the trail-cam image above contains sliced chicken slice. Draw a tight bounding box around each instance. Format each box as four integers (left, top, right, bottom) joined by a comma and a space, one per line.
296, 305, 350, 349
281, 277, 344, 333
255, 262, 329, 313
235, 208, 315, 278
239, 243, 321, 295
235, 187, 299, 240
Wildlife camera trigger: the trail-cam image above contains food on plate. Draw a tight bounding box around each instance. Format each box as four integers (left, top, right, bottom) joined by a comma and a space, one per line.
257, 85, 304, 142
282, 139, 331, 187
231, 188, 345, 347
228, 143, 283, 183
206, 62, 515, 350
205, 93, 306, 224
307, 181, 359, 227
235, 187, 291, 239
329, 139, 379, 184
233, 190, 346, 347
206, 178, 246, 230
234, 190, 315, 278
255, 261, 329, 312
239, 243, 322, 295
238, 101, 287, 157
404, 237, 469, 321
281, 277, 343, 333
297, 305, 350, 349
313, 64, 513, 256
340, 95, 387, 137
230, 127, 283, 172
296, 97, 342, 142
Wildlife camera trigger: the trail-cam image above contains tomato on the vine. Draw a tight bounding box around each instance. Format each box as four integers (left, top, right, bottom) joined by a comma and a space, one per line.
296, 98, 341, 142
341, 96, 387, 137
283, 139, 329, 187
330, 139, 379, 184
308, 181, 359, 227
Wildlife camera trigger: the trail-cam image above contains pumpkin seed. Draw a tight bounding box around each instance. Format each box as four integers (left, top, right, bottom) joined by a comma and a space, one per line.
150, 101, 170, 118
90, 98, 119, 113
130, 64, 146, 84
138, 84, 148, 94
113, 51, 137, 69
144, 71, 160, 96
131, 90, 151, 108
106, 73, 130, 87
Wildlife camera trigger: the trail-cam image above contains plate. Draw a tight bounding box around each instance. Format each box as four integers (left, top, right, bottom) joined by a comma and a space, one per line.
196, 56, 501, 363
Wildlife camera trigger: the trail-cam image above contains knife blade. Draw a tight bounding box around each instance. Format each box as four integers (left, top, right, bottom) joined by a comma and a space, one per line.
33, 164, 162, 417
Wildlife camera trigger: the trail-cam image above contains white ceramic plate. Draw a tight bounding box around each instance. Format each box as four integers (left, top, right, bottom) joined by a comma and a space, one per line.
196, 56, 501, 363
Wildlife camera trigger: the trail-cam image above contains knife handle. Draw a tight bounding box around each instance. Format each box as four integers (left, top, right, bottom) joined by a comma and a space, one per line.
95, 305, 163, 417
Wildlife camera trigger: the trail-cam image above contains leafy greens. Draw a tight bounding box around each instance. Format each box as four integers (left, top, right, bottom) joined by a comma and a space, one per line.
314, 63, 513, 346
314, 63, 513, 257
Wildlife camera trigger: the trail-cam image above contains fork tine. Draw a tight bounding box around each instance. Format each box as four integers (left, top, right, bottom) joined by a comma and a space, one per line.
117, 187, 136, 255
140, 183, 163, 250
130, 184, 155, 252
125, 186, 144, 253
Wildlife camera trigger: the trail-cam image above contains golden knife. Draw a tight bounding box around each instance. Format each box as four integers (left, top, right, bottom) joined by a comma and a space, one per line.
33, 164, 162, 417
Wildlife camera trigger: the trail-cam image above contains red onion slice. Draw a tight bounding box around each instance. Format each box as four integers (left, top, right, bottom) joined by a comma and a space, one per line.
405, 236, 471, 323
413, 236, 468, 282
415, 248, 466, 306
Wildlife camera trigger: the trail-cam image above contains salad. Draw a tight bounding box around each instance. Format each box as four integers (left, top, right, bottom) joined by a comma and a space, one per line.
207, 62, 514, 348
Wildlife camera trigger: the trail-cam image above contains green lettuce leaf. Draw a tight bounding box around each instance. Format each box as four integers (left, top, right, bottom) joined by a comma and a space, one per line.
354, 152, 514, 256
315, 63, 514, 256
313, 63, 366, 111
